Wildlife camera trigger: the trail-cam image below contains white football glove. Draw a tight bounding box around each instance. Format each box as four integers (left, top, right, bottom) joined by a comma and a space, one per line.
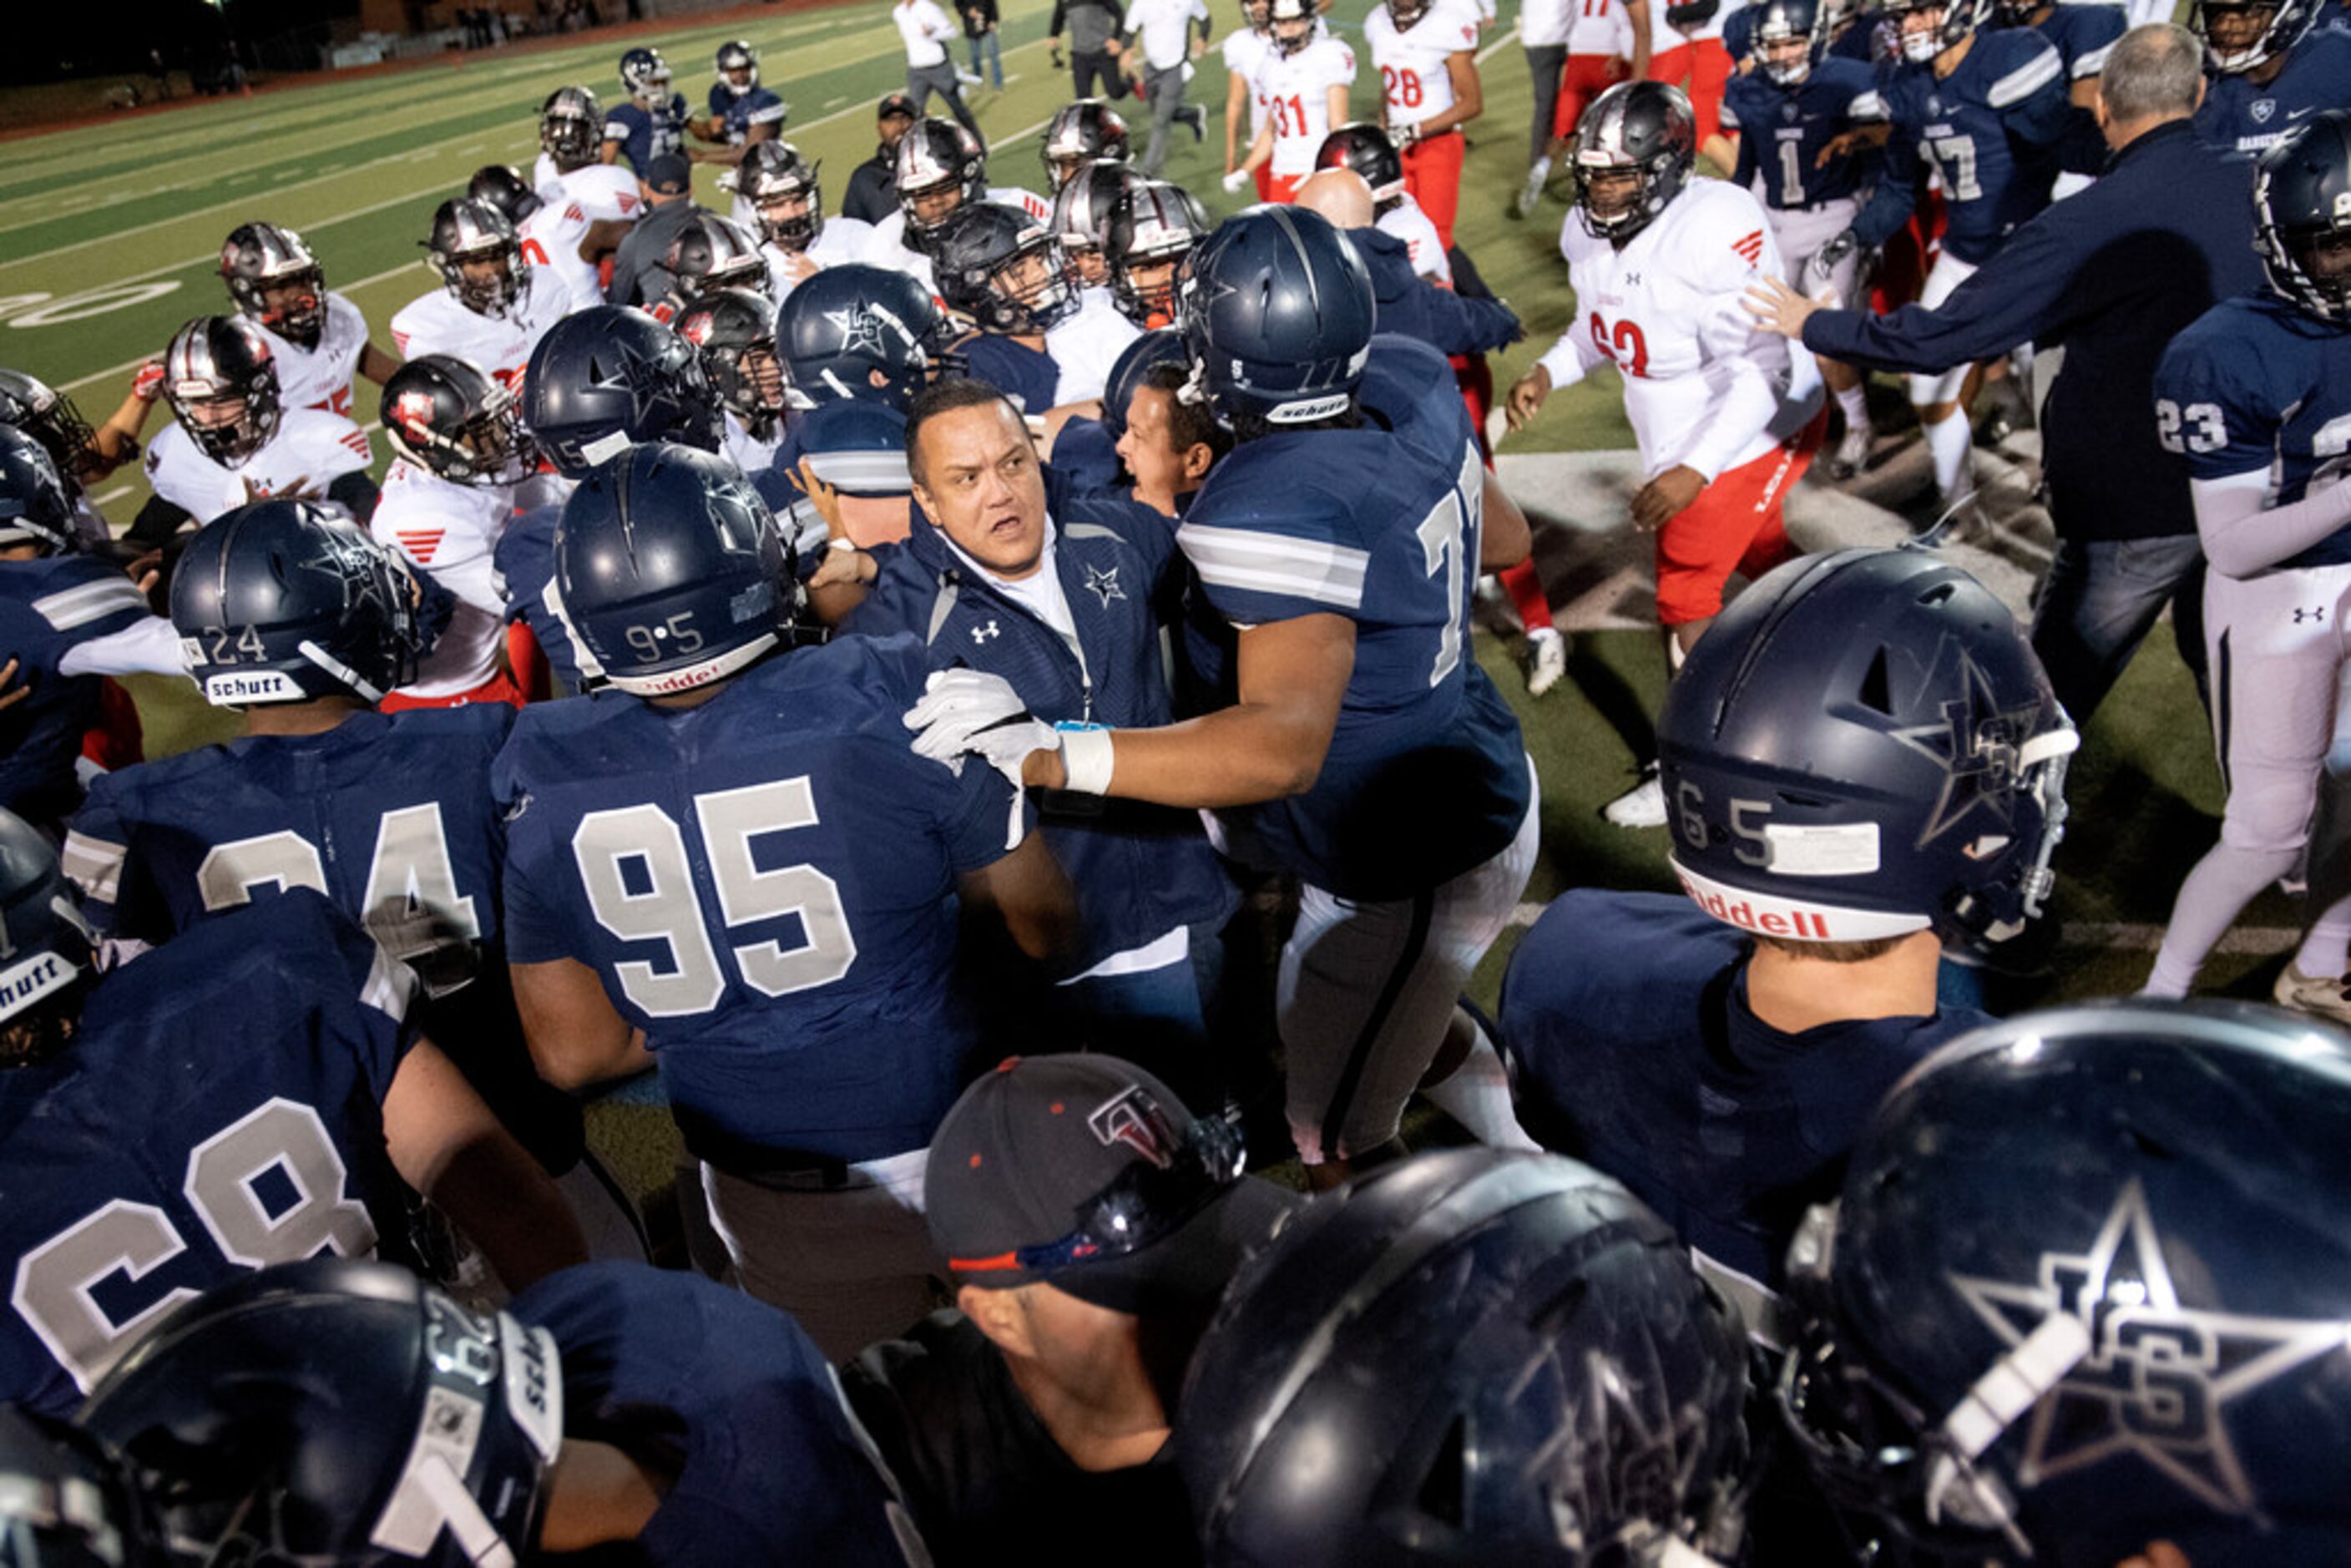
1221, 169, 1252, 195
904, 668, 1057, 848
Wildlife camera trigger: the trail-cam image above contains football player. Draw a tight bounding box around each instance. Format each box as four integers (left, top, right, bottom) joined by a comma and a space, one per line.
2143, 112, 2351, 1014
1114, 353, 1231, 516
1360, 0, 1484, 247
493, 443, 1074, 1358
1222, 0, 1281, 199
78, 1258, 911, 1565
1721, 0, 1887, 479
468, 163, 636, 321
859, 118, 1054, 298
602, 46, 690, 174
932, 205, 1105, 434
0, 431, 179, 832
0, 813, 585, 1417
1993, 0, 2126, 191
0, 367, 145, 545
216, 221, 397, 420
655, 212, 771, 322
1507, 83, 1823, 826
736, 140, 873, 303
1511, 0, 1646, 221
845, 386, 1238, 1090
697, 37, 788, 166
1226, 0, 1358, 201
1315, 121, 1450, 283
1503, 549, 2074, 1298
675, 287, 791, 473
372, 356, 537, 710
1771, 1001, 2351, 1563
133, 315, 376, 544
388, 199, 574, 383
909, 207, 1538, 1183
1180, 1151, 1752, 1566
533, 83, 645, 209
1049, 158, 1146, 291
1831, 0, 2070, 514
1102, 178, 1206, 334
1040, 98, 1133, 189
2192, 0, 2351, 158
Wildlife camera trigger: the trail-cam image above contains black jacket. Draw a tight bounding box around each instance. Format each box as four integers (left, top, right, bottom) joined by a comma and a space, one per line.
842, 146, 900, 226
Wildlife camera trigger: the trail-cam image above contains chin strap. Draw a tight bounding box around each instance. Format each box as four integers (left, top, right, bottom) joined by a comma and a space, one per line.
1924, 1311, 2091, 1556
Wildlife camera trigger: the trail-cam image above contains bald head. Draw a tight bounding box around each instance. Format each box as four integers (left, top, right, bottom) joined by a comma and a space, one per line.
1294, 168, 1374, 231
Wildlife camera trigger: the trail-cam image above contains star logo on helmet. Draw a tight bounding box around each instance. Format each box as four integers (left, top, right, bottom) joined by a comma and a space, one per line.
826, 306, 889, 359
1532, 1346, 1716, 1551
1949, 1180, 2345, 1522
1887, 645, 2044, 847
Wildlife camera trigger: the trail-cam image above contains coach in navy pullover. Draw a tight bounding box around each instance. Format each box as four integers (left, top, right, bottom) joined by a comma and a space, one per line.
1747, 23, 2259, 724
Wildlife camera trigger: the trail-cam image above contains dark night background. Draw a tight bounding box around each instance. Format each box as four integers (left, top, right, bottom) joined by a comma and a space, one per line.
10, 0, 369, 85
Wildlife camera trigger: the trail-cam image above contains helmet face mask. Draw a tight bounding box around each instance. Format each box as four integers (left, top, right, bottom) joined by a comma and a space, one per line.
427, 200, 528, 320
1883, 0, 1986, 62
1573, 82, 1697, 244
744, 144, 826, 250
164, 316, 283, 468
540, 85, 604, 170
677, 289, 791, 440
1752, 0, 1823, 84
1109, 182, 1208, 326
621, 46, 673, 108
897, 120, 988, 241
0, 425, 78, 554
2252, 110, 2351, 322
0, 368, 103, 485
220, 224, 326, 350
1270, 0, 1317, 53
383, 356, 538, 487
2190, 0, 2315, 73
716, 38, 758, 91
936, 205, 1083, 336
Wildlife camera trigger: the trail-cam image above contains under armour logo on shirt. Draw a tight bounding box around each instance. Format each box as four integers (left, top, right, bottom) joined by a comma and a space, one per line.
2295, 605, 2327, 624
973, 620, 1001, 643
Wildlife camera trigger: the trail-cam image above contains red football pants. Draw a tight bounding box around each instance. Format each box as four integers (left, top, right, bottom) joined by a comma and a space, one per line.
1553, 53, 1631, 139
1401, 130, 1464, 249
1653, 410, 1826, 626
1647, 38, 1733, 147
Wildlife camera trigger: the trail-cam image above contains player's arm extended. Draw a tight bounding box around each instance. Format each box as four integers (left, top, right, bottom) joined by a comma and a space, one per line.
1029, 611, 1356, 802
382, 1036, 590, 1290
1484, 471, 1530, 568
512, 955, 655, 1090
2191, 468, 2351, 579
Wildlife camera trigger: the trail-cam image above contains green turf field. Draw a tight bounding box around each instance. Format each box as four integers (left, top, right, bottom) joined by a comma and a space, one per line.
0, 0, 2261, 1019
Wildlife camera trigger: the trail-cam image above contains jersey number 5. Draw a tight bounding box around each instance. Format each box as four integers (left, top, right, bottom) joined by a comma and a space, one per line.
571, 777, 859, 1019
13, 1100, 376, 1393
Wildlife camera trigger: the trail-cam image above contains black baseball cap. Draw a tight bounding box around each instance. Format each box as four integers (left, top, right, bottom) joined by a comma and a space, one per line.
877, 92, 920, 123
642, 154, 691, 196
928, 1055, 1297, 1315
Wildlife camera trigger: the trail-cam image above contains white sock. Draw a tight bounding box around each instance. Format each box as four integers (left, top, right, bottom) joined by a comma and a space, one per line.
2295, 893, 2351, 979
1835, 384, 1869, 437
1921, 408, 1974, 508
1525, 154, 1550, 187
1422, 1020, 1541, 1152
2146, 840, 2303, 997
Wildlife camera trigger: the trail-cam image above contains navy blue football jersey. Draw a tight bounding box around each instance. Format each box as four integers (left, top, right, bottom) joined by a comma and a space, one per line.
956, 336, 1061, 416
0, 556, 152, 827
708, 83, 789, 146
513, 1262, 906, 1567
1724, 57, 1886, 209
1175, 335, 1529, 901
1855, 28, 2071, 262
493, 503, 601, 694
493, 634, 1021, 1162
604, 95, 689, 173
2195, 31, 2351, 159
2155, 291, 2351, 570
1499, 890, 1989, 1287
63, 706, 511, 995
0, 892, 417, 1415
2022, 0, 2124, 76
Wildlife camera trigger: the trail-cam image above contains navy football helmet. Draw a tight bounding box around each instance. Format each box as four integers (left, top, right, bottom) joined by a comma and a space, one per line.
1879, 0, 1994, 61
715, 37, 759, 90
2189, 0, 2323, 73
1099, 326, 1186, 441
80, 1259, 559, 1568
381, 355, 536, 487
0, 807, 95, 1034
1178, 205, 1375, 428
1749, 0, 1825, 81
160, 316, 281, 468
1778, 999, 2351, 1566
675, 287, 788, 442
467, 163, 544, 229
619, 44, 672, 108
738, 140, 826, 250
1180, 1149, 1751, 1567
0, 426, 78, 554
0, 370, 101, 486
931, 202, 1082, 336
0, 1405, 162, 1568
1316, 122, 1407, 206
170, 501, 432, 707
895, 119, 988, 242
1573, 82, 1696, 242
553, 443, 794, 696
2253, 109, 2351, 325
1660, 549, 2074, 947
539, 84, 604, 170
1042, 99, 1132, 190
1106, 180, 1208, 326
424, 198, 529, 319
777, 264, 957, 412
217, 222, 326, 349
523, 306, 724, 478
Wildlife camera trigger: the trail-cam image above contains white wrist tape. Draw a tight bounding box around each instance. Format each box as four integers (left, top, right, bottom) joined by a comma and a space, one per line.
1056, 725, 1116, 796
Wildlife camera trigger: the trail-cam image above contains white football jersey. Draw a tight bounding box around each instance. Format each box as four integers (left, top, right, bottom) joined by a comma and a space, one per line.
370, 460, 514, 701
256, 292, 371, 419
1565, 0, 1636, 55
1537, 180, 1818, 478
1650, 0, 1727, 44
1521, 0, 1575, 47
722, 411, 784, 477
517, 167, 642, 312
1363, 0, 1480, 131
1253, 37, 1358, 175
388, 270, 575, 387
861, 187, 1053, 295
1224, 28, 1276, 139
1378, 197, 1452, 283
143, 409, 373, 524
763, 217, 877, 306
1046, 289, 1143, 405
533, 151, 563, 201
